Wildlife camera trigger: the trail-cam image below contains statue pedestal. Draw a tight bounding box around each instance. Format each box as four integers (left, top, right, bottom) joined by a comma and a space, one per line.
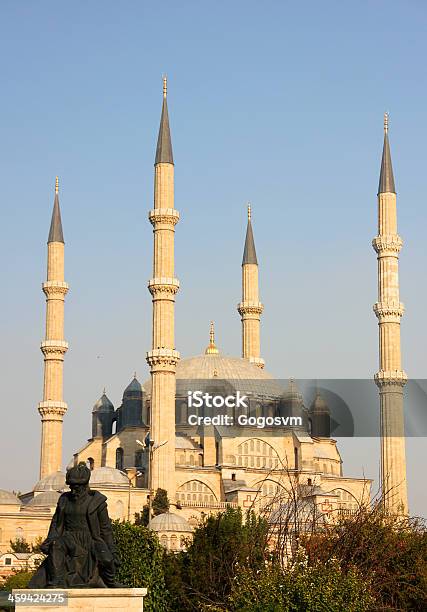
12, 588, 147, 611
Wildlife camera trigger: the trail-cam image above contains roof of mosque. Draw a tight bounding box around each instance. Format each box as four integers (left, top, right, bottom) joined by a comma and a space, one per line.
144, 353, 284, 398
89, 467, 129, 486
123, 377, 143, 398
27, 491, 60, 507
0, 489, 22, 505
33, 471, 67, 493
93, 392, 114, 413
150, 512, 193, 533
175, 434, 201, 450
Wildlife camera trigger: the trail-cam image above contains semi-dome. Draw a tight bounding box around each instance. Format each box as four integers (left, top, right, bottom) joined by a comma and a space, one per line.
150, 512, 193, 533
27, 491, 60, 507
89, 467, 129, 486
0, 489, 22, 505
93, 392, 114, 413
33, 471, 66, 492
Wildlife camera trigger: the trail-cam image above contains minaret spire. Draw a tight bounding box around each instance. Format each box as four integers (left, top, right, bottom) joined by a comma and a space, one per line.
48, 176, 64, 243
238, 205, 264, 368
146, 78, 180, 500
38, 177, 69, 478
378, 112, 396, 195
155, 75, 173, 165
373, 114, 408, 514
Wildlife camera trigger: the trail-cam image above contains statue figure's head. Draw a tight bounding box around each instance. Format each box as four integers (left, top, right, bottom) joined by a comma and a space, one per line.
66, 462, 91, 499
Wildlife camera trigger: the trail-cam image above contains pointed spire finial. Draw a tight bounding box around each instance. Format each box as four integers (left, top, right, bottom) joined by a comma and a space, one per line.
242, 205, 258, 265
378, 112, 396, 195
103, 387, 106, 395
155, 76, 174, 165
205, 321, 219, 354
48, 177, 64, 243
133, 371, 137, 379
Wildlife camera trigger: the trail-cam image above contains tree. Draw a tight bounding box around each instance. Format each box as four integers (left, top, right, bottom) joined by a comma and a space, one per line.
111, 520, 169, 612
9, 538, 30, 553
152, 488, 170, 516
164, 507, 269, 610
302, 500, 427, 611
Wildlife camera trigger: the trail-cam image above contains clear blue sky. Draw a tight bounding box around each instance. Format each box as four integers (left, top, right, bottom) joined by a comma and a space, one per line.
0, 1, 426, 515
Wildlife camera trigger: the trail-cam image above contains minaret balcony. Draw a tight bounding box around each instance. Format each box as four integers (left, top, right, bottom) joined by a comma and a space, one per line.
42, 280, 69, 298
248, 356, 265, 368
373, 301, 405, 321
374, 370, 408, 388
372, 235, 403, 255
237, 301, 264, 316
40, 340, 69, 358
38, 400, 68, 419
146, 348, 180, 372
149, 208, 180, 226
148, 277, 180, 298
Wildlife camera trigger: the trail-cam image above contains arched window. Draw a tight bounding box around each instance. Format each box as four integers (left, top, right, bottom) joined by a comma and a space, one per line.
170, 535, 178, 551
116, 447, 124, 471
16, 527, 24, 539
236, 439, 280, 469
160, 535, 168, 549
177, 480, 217, 503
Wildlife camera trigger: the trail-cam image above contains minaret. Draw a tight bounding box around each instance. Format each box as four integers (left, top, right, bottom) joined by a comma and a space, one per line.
237, 205, 264, 367
373, 113, 408, 514
146, 77, 180, 499
38, 177, 69, 479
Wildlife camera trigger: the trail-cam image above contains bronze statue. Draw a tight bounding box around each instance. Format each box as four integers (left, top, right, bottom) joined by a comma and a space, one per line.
29, 462, 123, 588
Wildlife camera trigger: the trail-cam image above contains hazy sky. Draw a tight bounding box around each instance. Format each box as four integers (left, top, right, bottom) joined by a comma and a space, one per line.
0, 1, 426, 516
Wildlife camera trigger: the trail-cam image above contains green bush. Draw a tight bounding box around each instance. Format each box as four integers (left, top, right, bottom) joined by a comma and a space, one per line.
229, 557, 374, 612
111, 521, 169, 612
1, 570, 34, 591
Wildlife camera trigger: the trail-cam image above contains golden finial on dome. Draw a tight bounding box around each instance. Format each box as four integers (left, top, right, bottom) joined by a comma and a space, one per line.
205, 321, 219, 354
247, 203, 251, 221
384, 112, 389, 134
163, 74, 167, 98
55, 176, 59, 194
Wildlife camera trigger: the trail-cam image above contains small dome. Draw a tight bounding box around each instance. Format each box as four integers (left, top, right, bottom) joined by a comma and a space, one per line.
93, 392, 114, 413
311, 392, 329, 413
0, 489, 22, 505
27, 491, 60, 507
33, 471, 66, 493
150, 512, 193, 533
123, 376, 143, 399
89, 467, 129, 486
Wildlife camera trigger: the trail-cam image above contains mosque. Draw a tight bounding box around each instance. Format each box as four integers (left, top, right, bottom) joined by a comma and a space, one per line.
0, 80, 408, 554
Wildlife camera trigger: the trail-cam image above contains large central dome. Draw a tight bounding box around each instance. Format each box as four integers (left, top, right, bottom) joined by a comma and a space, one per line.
145, 353, 284, 400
